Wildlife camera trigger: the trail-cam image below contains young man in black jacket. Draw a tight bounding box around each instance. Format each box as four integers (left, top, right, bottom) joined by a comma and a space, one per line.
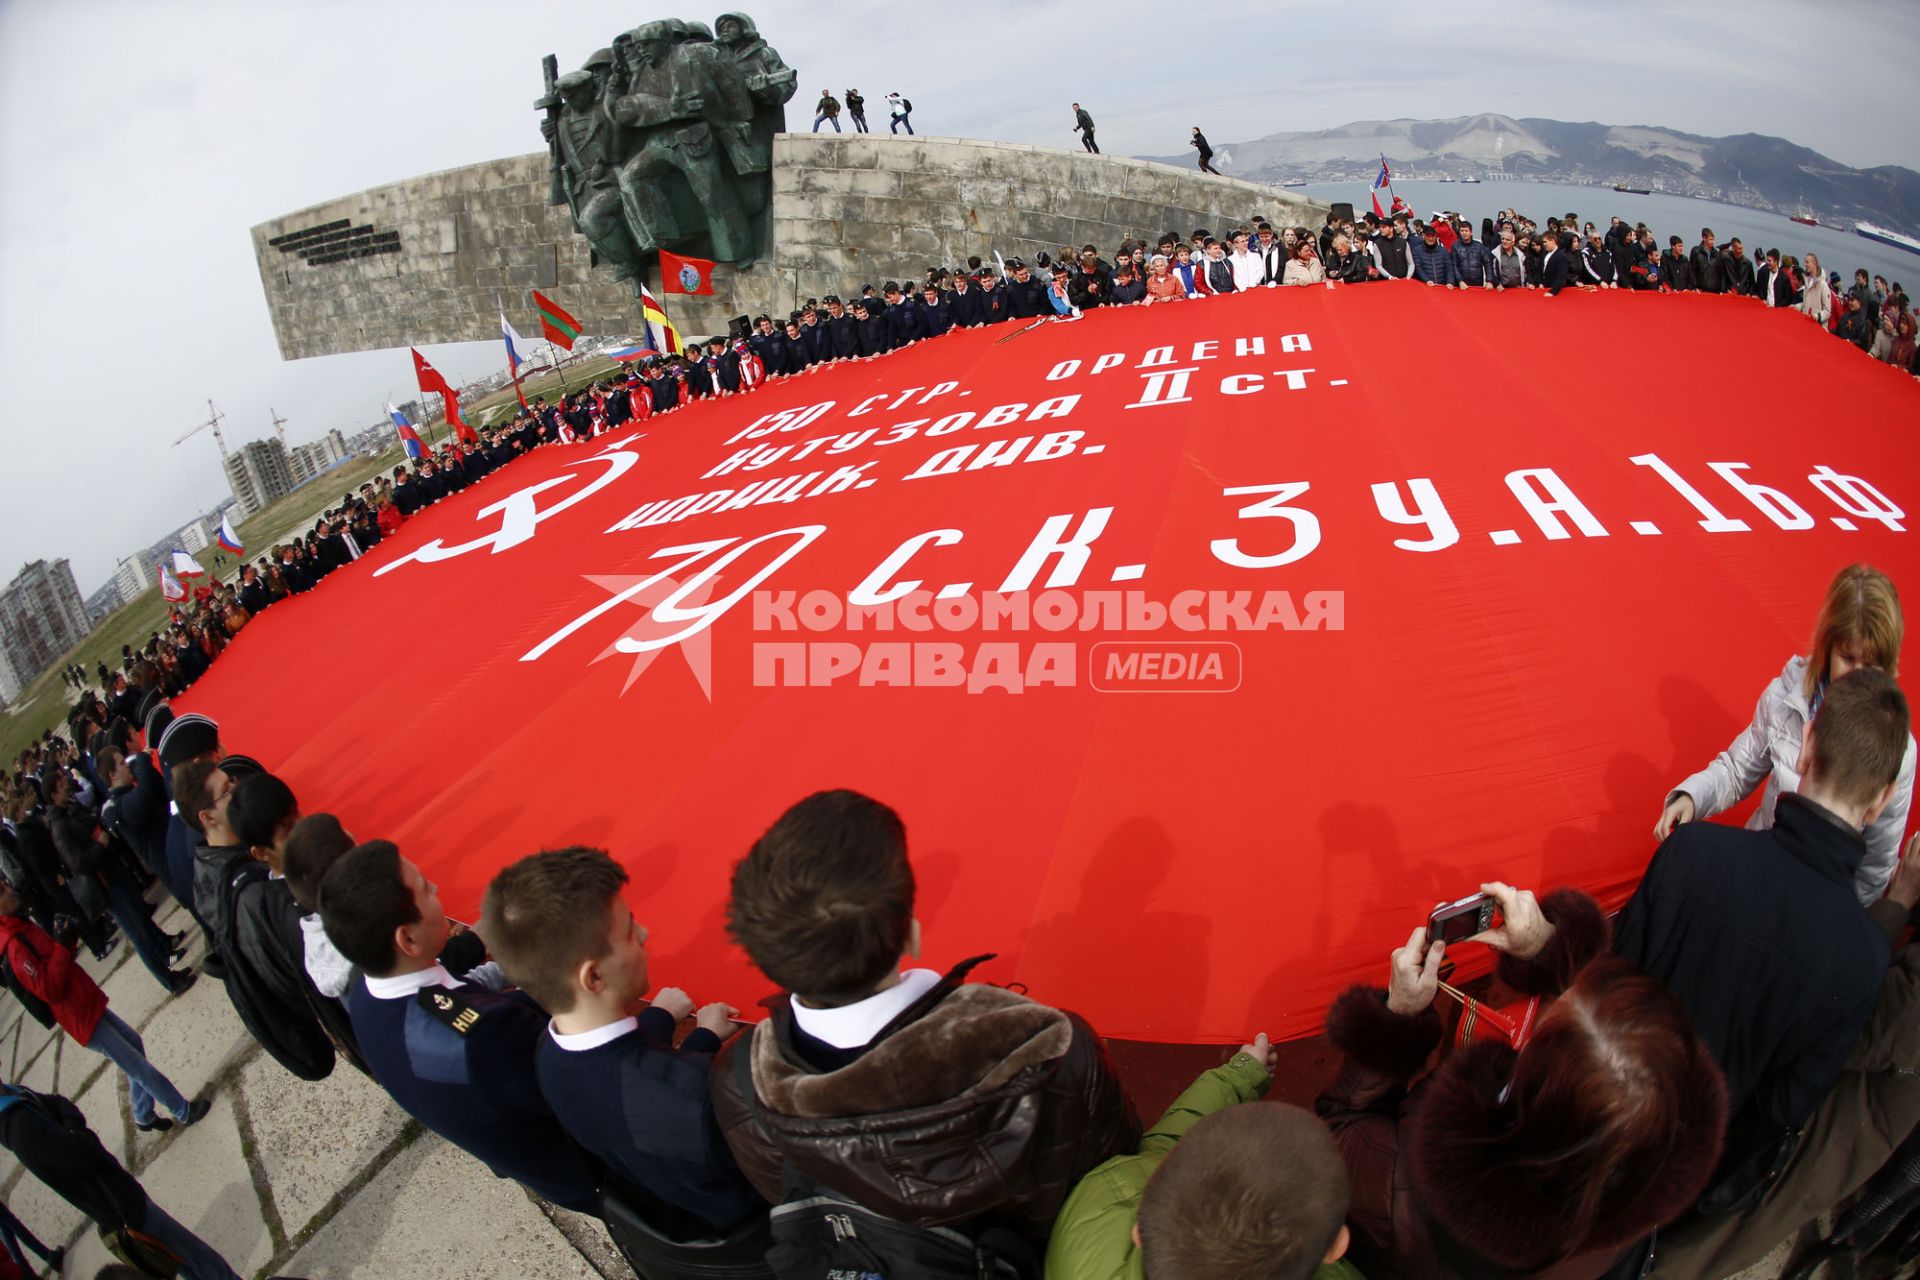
483, 847, 762, 1233
1615, 669, 1908, 1194
709, 790, 1138, 1253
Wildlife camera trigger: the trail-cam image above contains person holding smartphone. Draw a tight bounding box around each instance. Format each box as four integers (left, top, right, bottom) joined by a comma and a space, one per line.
1316, 882, 1725, 1279
1655, 563, 1915, 904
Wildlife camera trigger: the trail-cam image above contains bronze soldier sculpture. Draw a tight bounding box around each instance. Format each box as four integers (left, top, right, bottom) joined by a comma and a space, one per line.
543, 70, 640, 281
606, 21, 756, 265
537, 11, 795, 281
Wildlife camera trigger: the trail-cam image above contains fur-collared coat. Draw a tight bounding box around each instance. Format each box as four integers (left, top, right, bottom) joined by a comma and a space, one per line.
1315, 890, 1726, 1280
710, 955, 1137, 1248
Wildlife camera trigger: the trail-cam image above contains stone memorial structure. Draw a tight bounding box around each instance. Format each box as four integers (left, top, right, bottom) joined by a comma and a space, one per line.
251, 12, 1325, 359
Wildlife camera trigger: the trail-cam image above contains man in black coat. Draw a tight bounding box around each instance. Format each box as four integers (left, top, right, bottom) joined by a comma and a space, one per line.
976, 270, 1010, 323
1690, 229, 1724, 294
1615, 669, 1906, 1193
850, 299, 889, 357
798, 308, 833, 365
883, 284, 923, 347
823, 297, 859, 358
0, 1085, 240, 1276
1540, 234, 1575, 295
1719, 238, 1756, 297
1664, 237, 1694, 291
1002, 260, 1049, 319
947, 274, 985, 327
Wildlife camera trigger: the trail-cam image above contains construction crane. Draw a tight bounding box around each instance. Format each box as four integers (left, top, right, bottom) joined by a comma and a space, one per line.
270, 407, 288, 452
173, 399, 228, 458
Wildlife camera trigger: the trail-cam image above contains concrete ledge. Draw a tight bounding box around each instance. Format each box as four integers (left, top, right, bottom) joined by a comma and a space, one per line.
254, 135, 1325, 358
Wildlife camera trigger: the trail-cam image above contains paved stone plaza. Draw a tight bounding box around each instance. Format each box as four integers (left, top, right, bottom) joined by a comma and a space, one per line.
0, 893, 622, 1279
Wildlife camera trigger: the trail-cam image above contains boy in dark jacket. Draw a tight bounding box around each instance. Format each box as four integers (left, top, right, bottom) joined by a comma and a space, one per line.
483, 847, 762, 1232
710, 790, 1138, 1251
1616, 669, 1906, 1194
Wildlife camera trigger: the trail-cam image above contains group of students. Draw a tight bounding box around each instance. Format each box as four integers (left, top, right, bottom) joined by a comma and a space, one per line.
2, 561, 1914, 1278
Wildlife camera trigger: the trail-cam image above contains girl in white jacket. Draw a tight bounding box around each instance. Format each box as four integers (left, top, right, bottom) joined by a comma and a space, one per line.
1656, 563, 1917, 903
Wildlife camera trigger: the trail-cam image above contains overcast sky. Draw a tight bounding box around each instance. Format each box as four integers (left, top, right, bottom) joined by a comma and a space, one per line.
3, 0, 1915, 594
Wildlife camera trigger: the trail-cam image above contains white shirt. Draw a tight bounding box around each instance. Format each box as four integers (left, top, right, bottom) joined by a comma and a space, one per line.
1229, 250, 1265, 292
364, 963, 458, 1001
789, 969, 941, 1051
301, 913, 355, 998
549, 1016, 638, 1052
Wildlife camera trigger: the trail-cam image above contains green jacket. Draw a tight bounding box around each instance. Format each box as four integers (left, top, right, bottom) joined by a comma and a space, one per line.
1043, 1053, 1365, 1280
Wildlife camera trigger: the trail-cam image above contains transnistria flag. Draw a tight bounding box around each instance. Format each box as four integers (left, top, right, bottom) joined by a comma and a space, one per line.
157, 564, 185, 602
638, 282, 683, 356
170, 549, 206, 579
411, 348, 478, 445
660, 250, 716, 296
532, 289, 581, 350
217, 514, 244, 555
388, 403, 426, 459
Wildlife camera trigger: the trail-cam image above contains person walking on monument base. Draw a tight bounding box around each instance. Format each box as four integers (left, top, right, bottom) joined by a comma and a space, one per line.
886, 91, 912, 135
844, 88, 868, 133
1191, 126, 1219, 175
812, 89, 841, 133
1074, 103, 1098, 154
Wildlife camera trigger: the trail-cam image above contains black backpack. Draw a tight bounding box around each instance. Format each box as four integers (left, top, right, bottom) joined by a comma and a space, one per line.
900, 98, 912, 114
0, 935, 55, 1030
730, 1035, 1038, 1280
217, 859, 335, 1081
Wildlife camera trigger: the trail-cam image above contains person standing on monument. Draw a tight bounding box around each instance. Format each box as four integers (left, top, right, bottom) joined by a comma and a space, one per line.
1073, 103, 1098, 154
845, 87, 868, 133
812, 89, 841, 133
886, 91, 913, 135
1191, 126, 1219, 175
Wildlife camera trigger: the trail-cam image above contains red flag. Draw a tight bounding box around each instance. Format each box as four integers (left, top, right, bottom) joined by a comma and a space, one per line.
532, 290, 582, 350
1371, 190, 1387, 219
412, 348, 479, 444
660, 250, 717, 296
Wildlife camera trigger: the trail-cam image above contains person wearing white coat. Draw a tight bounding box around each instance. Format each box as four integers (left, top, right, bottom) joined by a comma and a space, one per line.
1657, 564, 1917, 905
1227, 232, 1266, 292
1798, 252, 1833, 325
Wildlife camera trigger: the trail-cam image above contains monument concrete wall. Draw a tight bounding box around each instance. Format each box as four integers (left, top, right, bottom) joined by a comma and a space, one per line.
253, 136, 1327, 361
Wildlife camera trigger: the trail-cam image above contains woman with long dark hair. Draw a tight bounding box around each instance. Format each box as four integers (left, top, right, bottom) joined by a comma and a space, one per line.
1318, 884, 1727, 1278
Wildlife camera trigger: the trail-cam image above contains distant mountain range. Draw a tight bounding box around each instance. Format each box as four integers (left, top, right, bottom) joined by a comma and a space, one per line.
1142, 115, 1920, 235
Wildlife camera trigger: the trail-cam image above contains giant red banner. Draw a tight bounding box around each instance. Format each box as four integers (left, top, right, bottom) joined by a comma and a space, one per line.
190, 286, 1920, 1042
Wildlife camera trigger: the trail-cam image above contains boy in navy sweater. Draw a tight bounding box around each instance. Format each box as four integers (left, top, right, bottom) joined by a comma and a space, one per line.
319, 840, 598, 1212
481, 847, 761, 1233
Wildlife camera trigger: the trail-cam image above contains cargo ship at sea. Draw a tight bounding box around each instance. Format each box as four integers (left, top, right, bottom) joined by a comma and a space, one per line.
1855, 222, 1920, 256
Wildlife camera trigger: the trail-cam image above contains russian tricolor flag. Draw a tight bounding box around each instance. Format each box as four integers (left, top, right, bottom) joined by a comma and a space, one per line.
388, 402, 426, 459
217, 514, 244, 555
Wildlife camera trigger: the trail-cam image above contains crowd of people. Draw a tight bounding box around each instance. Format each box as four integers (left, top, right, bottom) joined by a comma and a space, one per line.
1, 186, 1917, 1276
0, 558, 1914, 1280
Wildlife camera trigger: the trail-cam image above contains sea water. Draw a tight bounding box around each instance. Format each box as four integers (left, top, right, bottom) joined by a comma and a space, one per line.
1293, 179, 1920, 291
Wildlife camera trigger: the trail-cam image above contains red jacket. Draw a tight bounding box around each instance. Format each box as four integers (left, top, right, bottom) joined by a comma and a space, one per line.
0, 916, 106, 1045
